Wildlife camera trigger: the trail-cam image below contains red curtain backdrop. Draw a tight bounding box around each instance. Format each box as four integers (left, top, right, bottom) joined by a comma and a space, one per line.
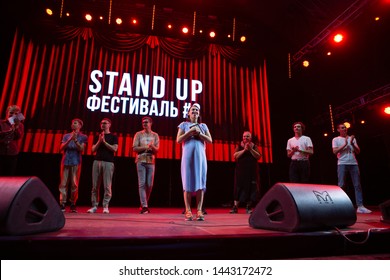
1, 20, 272, 162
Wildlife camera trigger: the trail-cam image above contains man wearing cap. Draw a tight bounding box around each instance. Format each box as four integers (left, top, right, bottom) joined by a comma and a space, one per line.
58, 118, 88, 213
133, 116, 160, 214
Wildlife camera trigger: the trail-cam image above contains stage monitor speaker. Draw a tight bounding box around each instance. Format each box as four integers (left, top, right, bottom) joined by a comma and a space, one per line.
0, 176, 65, 235
249, 182, 357, 232
379, 200, 390, 224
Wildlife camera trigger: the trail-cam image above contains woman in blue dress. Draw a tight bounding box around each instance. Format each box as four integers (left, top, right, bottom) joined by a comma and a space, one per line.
176, 103, 212, 221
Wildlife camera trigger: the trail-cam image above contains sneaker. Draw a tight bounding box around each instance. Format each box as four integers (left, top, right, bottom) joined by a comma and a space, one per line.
357, 206, 372, 214
196, 210, 205, 221
70, 204, 77, 213
103, 207, 110, 214
246, 206, 253, 214
184, 210, 193, 221
229, 205, 238, 214
140, 207, 150, 214
60, 204, 66, 212
87, 207, 97, 213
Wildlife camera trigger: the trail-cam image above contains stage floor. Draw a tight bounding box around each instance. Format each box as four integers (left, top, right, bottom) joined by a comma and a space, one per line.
2, 207, 390, 259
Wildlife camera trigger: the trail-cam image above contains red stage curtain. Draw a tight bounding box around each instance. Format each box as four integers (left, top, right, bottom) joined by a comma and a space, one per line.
1, 21, 272, 163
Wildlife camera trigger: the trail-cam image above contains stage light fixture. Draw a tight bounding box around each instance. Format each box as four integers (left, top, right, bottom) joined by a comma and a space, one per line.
240, 36, 246, 42
99, 16, 103, 20
384, 106, 390, 115
302, 60, 309, 67
85, 14, 92, 21
116, 18, 122, 25
344, 122, 351, 128
66, 13, 70, 17
324, 133, 328, 137
360, 120, 365, 124
46, 9, 53, 16
132, 19, 137, 25
209, 31, 216, 38
333, 33, 344, 43
327, 51, 332, 56
182, 27, 189, 34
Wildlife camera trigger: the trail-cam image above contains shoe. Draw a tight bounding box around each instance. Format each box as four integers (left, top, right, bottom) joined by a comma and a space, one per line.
246, 206, 253, 214
70, 204, 77, 213
87, 207, 97, 213
60, 204, 66, 212
229, 205, 238, 214
357, 206, 372, 214
196, 210, 205, 221
103, 207, 109, 214
184, 210, 193, 221
140, 207, 150, 214
202, 208, 207, 215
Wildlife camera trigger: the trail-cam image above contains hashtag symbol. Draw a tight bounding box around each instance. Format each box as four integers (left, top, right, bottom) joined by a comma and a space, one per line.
182, 102, 191, 118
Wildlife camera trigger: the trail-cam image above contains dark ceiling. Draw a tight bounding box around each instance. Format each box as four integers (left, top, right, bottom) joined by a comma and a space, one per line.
2, 0, 390, 124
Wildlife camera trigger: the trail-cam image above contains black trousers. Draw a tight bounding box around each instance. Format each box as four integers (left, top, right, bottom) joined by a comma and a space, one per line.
289, 160, 310, 183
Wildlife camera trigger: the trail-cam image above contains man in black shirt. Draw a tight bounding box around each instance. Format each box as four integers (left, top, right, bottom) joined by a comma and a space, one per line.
87, 118, 118, 214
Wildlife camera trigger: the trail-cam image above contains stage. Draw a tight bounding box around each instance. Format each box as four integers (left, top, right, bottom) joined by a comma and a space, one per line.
1, 207, 390, 260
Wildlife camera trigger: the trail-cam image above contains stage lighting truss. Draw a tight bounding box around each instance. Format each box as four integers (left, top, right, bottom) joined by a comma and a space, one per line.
39, 0, 251, 46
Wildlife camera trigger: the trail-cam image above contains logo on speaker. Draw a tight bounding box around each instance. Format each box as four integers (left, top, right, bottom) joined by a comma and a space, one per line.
313, 191, 333, 204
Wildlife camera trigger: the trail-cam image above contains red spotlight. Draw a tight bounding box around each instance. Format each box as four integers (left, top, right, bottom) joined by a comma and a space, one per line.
384, 106, 390, 115
333, 33, 344, 43
132, 19, 137, 25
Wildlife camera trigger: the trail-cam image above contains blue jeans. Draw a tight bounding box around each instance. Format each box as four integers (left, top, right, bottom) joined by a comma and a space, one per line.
337, 164, 363, 206
137, 162, 155, 207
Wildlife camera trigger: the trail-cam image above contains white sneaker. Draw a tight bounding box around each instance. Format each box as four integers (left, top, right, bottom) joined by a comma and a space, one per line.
103, 207, 109, 214
87, 207, 97, 213
357, 206, 372, 214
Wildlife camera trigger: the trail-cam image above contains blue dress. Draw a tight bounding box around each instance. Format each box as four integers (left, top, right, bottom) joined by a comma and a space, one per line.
178, 121, 209, 192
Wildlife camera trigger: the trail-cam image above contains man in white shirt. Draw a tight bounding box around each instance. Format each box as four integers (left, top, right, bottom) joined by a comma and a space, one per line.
332, 123, 371, 214
286, 122, 313, 183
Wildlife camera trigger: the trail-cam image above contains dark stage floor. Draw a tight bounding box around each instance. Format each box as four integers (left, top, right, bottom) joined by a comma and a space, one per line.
1, 207, 390, 260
